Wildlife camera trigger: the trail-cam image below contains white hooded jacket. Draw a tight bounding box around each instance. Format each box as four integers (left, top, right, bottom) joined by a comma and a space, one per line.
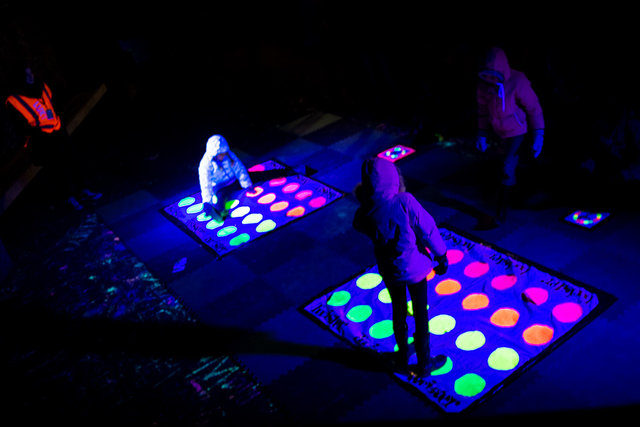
198, 135, 252, 205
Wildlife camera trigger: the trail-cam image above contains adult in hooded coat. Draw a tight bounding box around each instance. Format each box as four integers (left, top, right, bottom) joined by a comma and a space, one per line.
353, 157, 448, 377
475, 46, 545, 222
198, 134, 253, 220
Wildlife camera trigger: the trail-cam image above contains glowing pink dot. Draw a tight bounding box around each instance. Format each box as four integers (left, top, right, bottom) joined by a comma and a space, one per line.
269, 177, 287, 186
552, 302, 583, 323
309, 196, 327, 208
464, 262, 489, 278
270, 201, 289, 212
447, 249, 464, 264
258, 193, 276, 204
295, 190, 313, 200
522, 287, 548, 305
245, 186, 264, 197
283, 183, 300, 193
491, 275, 518, 290
248, 164, 265, 172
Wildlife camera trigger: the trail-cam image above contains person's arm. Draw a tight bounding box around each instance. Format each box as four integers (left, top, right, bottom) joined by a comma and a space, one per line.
406, 194, 448, 274
476, 86, 490, 152
517, 76, 545, 158
198, 157, 216, 205
229, 151, 253, 188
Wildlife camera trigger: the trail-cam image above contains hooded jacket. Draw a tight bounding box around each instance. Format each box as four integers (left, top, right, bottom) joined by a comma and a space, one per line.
353, 157, 447, 284
477, 47, 544, 139
198, 135, 252, 205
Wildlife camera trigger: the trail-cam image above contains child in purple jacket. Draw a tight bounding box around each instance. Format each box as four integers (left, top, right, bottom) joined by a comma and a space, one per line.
476, 46, 545, 223
353, 157, 448, 377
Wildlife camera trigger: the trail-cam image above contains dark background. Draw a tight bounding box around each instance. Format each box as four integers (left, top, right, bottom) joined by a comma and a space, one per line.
3, 3, 638, 140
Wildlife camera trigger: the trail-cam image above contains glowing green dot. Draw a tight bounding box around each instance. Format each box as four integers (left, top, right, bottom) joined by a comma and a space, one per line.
431, 356, 453, 376
407, 300, 413, 316
225, 199, 239, 210
454, 373, 486, 397
393, 337, 414, 352
488, 347, 520, 371
206, 218, 224, 230
178, 196, 195, 207
346, 305, 373, 323
378, 288, 392, 303
455, 330, 486, 351
243, 213, 263, 224
429, 314, 456, 335
229, 233, 250, 246
256, 219, 277, 233
369, 320, 394, 339
356, 273, 383, 289
217, 226, 237, 237
327, 290, 351, 307
197, 212, 212, 222
230, 206, 250, 218
186, 203, 204, 214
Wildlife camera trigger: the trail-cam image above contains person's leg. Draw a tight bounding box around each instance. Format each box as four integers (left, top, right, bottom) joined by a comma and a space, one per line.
408, 279, 446, 376
386, 283, 409, 367
212, 180, 243, 218
498, 134, 526, 221
407, 279, 429, 370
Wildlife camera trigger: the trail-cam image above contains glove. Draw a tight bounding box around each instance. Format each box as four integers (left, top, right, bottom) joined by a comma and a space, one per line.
476, 135, 488, 152
532, 129, 544, 158
434, 254, 449, 276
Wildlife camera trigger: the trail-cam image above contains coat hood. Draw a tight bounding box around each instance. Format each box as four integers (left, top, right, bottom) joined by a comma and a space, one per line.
361, 157, 401, 199
479, 46, 511, 83
205, 134, 230, 156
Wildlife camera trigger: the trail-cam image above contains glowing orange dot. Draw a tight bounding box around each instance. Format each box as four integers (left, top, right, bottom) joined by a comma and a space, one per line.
523, 324, 554, 346
246, 186, 264, 197
490, 308, 520, 327
258, 193, 276, 204
464, 262, 489, 278
426, 269, 436, 281
270, 201, 289, 212
286, 206, 305, 217
447, 249, 464, 264
269, 177, 287, 186
462, 293, 489, 310
283, 183, 300, 193
435, 279, 462, 295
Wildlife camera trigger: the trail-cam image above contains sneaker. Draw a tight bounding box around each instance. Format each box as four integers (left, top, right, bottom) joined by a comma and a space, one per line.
411, 354, 447, 378
67, 196, 84, 211
80, 188, 102, 201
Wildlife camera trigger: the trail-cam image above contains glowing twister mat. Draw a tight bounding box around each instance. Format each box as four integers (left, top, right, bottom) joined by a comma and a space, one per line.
303, 226, 611, 413
377, 144, 416, 163
564, 210, 610, 229
163, 160, 343, 256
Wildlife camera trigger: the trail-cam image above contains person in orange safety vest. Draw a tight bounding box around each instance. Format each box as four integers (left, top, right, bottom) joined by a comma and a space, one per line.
4, 65, 101, 210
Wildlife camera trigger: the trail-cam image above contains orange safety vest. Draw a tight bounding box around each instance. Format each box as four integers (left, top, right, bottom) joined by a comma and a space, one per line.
5, 83, 62, 134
